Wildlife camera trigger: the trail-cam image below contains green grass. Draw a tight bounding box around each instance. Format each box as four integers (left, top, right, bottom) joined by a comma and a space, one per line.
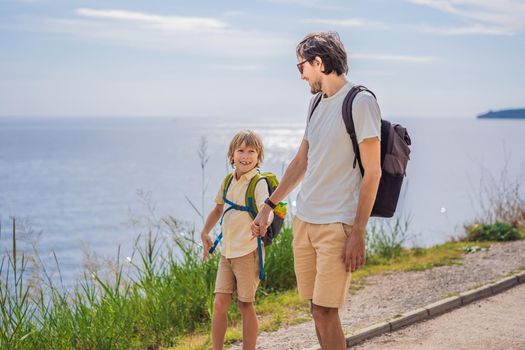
0, 216, 515, 350
1, 218, 222, 350
0, 220, 301, 350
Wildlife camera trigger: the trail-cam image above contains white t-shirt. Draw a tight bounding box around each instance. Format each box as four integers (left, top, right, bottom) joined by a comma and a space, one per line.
296, 82, 381, 225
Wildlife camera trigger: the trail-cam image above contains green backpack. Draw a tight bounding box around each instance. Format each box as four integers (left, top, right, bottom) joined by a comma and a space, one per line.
208, 171, 287, 281
221, 171, 286, 246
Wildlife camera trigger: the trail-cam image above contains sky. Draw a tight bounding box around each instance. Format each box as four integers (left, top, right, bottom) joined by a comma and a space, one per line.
1, 0, 524, 120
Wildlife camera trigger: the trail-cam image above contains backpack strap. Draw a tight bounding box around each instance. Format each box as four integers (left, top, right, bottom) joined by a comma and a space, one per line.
245, 172, 267, 219
308, 92, 323, 123
342, 85, 377, 177
210, 171, 266, 281
222, 173, 234, 202
245, 172, 266, 281
210, 173, 246, 253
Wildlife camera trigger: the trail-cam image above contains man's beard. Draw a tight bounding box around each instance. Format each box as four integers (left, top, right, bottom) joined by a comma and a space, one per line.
310, 79, 322, 94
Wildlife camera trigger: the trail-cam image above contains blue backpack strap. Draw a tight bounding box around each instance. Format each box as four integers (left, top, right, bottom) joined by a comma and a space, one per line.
257, 237, 264, 281
209, 173, 251, 254
245, 172, 266, 281
208, 232, 222, 254
209, 173, 234, 254
209, 172, 266, 281
209, 208, 232, 254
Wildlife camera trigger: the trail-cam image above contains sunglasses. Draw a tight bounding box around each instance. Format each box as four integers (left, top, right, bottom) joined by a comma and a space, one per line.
296, 59, 309, 74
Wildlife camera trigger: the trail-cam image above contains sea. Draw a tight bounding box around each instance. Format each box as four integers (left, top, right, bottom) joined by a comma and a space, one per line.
0, 116, 524, 287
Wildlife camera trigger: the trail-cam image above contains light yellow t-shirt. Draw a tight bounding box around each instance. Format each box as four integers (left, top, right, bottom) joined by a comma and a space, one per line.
215, 168, 269, 259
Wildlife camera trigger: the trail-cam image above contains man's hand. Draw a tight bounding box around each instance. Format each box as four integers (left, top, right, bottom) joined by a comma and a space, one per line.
251, 205, 272, 239
201, 233, 213, 261
342, 227, 366, 272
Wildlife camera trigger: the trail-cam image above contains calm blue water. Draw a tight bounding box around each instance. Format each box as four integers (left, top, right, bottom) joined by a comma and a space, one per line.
1, 116, 524, 286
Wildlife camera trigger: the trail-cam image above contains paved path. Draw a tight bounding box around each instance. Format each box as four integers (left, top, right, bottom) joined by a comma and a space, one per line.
228, 240, 525, 350
353, 282, 525, 350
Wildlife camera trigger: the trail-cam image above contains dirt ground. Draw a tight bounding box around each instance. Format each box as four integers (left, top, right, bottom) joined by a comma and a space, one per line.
227, 240, 525, 350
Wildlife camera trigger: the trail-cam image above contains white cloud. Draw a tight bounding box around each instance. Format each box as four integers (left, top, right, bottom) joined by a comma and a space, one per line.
267, 0, 344, 11
351, 53, 438, 63
76, 8, 228, 31
0, 0, 42, 2
209, 64, 265, 71
24, 8, 294, 57
414, 23, 514, 36
303, 18, 388, 30
222, 10, 247, 17
408, 0, 525, 35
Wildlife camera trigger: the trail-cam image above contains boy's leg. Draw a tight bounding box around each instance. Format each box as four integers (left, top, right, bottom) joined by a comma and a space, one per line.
231, 250, 261, 350
237, 301, 258, 350
212, 293, 232, 350
213, 256, 235, 350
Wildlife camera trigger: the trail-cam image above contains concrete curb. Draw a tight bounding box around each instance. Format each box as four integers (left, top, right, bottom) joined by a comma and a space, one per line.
342, 271, 525, 348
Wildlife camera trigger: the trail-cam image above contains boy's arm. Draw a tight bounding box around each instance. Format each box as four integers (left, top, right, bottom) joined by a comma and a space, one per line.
201, 203, 224, 260
251, 139, 309, 237
254, 181, 274, 228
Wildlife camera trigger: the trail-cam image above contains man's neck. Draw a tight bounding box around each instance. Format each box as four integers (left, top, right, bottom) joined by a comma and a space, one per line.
321, 75, 348, 98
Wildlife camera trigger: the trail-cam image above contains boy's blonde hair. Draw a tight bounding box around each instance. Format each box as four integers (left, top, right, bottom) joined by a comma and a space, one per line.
228, 130, 264, 167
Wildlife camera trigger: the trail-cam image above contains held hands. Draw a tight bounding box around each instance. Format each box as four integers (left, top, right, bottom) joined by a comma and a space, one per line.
342, 227, 366, 272
251, 206, 272, 239
201, 232, 213, 261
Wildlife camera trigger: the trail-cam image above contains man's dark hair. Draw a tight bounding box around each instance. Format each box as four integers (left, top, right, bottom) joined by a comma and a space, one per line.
296, 32, 348, 76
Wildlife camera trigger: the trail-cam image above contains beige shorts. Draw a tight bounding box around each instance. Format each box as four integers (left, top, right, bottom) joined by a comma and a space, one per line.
214, 249, 261, 303
293, 216, 352, 308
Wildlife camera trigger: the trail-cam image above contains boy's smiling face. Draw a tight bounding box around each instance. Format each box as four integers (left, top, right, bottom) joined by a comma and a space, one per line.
233, 142, 259, 178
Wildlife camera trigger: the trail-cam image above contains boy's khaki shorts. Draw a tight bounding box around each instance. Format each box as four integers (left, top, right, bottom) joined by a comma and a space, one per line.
293, 216, 352, 308
214, 249, 261, 303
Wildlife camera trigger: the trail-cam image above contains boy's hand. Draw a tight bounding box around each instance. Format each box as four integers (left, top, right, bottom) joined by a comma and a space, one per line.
201, 233, 213, 261
251, 206, 272, 239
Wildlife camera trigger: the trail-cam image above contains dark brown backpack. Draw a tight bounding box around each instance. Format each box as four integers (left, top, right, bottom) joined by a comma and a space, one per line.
309, 85, 412, 217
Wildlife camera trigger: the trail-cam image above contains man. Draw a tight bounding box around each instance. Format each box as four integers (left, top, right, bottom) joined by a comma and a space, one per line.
252, 32, 382, 349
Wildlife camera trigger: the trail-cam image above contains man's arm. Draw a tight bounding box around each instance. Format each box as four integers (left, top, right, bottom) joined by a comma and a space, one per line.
342, 137, 381, 272
251, 139, 309, 236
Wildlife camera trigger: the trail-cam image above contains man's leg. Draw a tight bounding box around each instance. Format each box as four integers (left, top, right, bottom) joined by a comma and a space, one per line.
237, 301, 258, 350
311, 303, 345, 350
311, 301, 324, 349
212, 293, 232, 350
309, 223, 353, 349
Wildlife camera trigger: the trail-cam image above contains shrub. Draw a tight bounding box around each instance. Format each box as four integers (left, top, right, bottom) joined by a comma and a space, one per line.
466, 221, 521, 242
469, 159, 525, 229
366, 217, 410, 260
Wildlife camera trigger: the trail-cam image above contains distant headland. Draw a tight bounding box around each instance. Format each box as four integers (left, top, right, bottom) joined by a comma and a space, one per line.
477, 108, 525, 119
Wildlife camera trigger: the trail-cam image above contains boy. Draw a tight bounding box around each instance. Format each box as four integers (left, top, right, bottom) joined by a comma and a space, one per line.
201, 130, 272, 350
